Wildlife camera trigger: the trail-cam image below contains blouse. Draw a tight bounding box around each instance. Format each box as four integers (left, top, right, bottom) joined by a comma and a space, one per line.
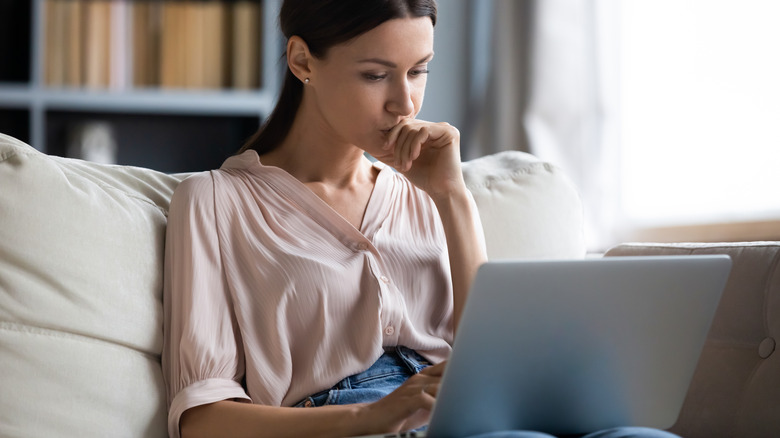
162, 150, 484, 438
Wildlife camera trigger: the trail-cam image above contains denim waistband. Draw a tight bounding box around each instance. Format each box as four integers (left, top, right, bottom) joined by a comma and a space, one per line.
294, 346, 431, 408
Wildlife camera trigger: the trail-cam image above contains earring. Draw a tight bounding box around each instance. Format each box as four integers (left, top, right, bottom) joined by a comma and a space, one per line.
304, 78, 310, 84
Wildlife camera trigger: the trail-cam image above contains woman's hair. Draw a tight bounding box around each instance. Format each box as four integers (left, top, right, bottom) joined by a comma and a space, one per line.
238, 0, 437, 155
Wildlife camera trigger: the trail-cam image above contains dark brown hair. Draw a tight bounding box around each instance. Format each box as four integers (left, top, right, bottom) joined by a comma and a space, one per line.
238, 0, 437, 155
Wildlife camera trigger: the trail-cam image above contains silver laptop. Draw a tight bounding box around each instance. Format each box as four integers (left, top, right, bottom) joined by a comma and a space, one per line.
354, 255, 732, 438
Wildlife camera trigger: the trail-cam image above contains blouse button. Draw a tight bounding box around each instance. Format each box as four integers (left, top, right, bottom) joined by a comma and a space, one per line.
357, 242, 369, 251
380, 275, 390, 284
384, 326, 395, 336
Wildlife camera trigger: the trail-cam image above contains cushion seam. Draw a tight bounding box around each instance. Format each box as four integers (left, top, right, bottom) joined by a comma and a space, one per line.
44, 154, 172, 217
0, 321, 160, 361
2, 147, 173, 216
465, 162, 556, 190
0, 147, 39, 164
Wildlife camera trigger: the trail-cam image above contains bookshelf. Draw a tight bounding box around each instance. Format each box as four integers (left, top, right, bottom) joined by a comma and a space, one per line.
0, 0, 283, 173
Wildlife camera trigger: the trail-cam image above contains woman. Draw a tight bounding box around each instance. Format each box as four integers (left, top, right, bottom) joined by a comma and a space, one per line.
162, 1, 680, 437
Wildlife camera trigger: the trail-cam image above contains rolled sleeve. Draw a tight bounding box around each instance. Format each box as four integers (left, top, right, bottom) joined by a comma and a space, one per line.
163, 173, 249, 438
168, 378, 251, 438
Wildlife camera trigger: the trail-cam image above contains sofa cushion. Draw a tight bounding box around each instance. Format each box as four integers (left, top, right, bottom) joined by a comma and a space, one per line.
605, 242, 780, 438
463, 150, 586, 259
0, 133, 185, 437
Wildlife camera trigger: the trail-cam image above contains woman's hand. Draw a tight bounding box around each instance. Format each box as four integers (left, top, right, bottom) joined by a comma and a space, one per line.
355, 361, 446, 434
374, 119, 466, 200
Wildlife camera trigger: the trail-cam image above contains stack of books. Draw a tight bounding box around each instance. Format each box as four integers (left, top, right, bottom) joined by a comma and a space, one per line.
44, 0, 262, 90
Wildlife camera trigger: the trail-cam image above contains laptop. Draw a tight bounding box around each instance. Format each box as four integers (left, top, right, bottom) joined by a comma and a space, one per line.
353, 255, 732, 438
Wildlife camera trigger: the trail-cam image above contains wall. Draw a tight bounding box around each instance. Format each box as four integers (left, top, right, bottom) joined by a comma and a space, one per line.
417, 1, 469, 129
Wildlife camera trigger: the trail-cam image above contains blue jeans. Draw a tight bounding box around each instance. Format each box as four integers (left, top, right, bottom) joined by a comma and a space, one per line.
294, 346, 432, 408
294, 347, 680, 438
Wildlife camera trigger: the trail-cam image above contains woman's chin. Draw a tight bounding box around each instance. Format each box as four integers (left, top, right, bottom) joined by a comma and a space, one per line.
366, 149, 393, 166
360, 141, 393, 163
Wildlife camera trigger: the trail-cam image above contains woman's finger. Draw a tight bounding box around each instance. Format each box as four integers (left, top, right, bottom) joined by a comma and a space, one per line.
395, 126, 416, 169
384, 119, 410, 150
426, 384, 441, 399
419, 360, 446, 376
406, 128, 428, 167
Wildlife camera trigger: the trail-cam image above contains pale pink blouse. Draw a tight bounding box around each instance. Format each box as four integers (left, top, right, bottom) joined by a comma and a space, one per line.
162, 150, 482, 438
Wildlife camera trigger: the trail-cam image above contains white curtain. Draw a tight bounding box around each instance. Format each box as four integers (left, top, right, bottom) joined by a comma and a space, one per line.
465, 0, 620, 251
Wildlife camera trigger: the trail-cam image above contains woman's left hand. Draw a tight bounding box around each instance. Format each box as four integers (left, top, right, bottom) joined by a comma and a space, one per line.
374, 119, 466, 199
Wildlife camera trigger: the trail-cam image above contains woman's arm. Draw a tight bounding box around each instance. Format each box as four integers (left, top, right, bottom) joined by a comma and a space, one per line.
379, 120, 488, 333
179, 362, 445, 438
429, 189, 486, 332
180, 401, 360, 438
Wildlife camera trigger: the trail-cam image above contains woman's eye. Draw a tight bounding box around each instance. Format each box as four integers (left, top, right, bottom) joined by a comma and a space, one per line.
410, 68, 430, 77
363, 73, 387, 81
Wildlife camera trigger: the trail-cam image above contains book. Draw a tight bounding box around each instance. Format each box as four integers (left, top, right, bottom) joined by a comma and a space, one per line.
84, 0, 111, 89
109, 0, 130, 90
202, 1, 227, 89
132, 1, 162, 87
160, 1, 187, 88
64, 0, 84, 87
183, 1, 205, 88
231, 0, 261, 89
44, 0, 67, 87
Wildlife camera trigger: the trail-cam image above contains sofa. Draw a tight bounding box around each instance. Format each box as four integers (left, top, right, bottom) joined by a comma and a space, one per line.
0, 131, 777, 437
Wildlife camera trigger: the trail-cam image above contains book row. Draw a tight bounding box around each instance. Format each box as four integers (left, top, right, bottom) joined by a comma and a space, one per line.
44, 0, 263, 90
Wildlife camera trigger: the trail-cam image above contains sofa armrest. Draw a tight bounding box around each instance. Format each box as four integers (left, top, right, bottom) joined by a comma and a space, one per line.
605, 242, 780, 438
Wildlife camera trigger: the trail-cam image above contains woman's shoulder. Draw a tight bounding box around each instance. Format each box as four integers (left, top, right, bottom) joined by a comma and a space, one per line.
173, 171, 215, 198
171, 150, 262, 201
169, 171, 217, 216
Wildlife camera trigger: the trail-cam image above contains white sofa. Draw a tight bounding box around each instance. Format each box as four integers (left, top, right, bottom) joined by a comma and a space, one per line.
0, 133, 586, 437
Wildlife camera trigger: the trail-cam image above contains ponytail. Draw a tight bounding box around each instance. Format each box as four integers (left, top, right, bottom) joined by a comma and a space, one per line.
238, 69, 303, 155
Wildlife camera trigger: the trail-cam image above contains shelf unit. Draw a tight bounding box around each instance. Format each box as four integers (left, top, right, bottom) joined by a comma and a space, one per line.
0, 0, 284, 173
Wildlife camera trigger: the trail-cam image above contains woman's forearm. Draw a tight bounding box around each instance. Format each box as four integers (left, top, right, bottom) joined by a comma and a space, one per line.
180, 400, 366, 438
179, 362, 445, 438
431, 188, 488, 334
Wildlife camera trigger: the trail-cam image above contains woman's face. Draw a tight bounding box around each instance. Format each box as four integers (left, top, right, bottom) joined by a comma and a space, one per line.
306, 17, 434, 157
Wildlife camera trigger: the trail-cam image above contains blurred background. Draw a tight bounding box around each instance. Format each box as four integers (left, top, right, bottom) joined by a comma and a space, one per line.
1, 0, 778, 251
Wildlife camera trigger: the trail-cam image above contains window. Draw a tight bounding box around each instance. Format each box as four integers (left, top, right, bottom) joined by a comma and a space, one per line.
619, 0, 780, 233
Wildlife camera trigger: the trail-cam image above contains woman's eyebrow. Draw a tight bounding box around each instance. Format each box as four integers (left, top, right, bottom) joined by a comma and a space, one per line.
357, 53, 434, 68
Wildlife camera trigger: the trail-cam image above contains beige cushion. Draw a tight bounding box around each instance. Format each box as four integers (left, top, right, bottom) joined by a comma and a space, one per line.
0, 133, 584, 437
463, 150, 586, 259
605, 242, 780, 438
0, 133, 185, 437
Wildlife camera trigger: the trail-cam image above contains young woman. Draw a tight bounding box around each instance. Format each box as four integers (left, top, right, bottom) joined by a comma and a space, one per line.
162, 1, 681, 437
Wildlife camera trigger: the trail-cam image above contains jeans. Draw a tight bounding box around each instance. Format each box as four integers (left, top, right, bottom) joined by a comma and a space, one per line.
294, 347, 680, 438
294, 346, 431, 408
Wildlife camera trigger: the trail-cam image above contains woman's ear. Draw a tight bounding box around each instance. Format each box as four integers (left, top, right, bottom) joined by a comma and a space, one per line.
287, 36, 313, 83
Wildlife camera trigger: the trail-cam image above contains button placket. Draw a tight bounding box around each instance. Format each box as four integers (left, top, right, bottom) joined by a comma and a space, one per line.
367, 250, 402, 342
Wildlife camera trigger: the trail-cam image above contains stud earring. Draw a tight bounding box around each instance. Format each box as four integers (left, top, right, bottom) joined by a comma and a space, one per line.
304, 78, 310, 84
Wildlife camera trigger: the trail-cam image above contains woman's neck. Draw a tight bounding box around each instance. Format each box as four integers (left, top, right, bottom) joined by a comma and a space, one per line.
260, 117, 373, 188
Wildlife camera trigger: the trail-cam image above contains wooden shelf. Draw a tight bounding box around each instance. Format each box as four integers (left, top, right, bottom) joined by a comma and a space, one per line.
0, 85, 276, 116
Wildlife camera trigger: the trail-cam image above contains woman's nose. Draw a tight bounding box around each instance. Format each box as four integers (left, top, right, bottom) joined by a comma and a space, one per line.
386, 78, 415, 117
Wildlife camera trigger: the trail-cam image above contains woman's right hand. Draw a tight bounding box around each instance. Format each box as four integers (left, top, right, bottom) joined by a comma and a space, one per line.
355, 361, 446, 434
